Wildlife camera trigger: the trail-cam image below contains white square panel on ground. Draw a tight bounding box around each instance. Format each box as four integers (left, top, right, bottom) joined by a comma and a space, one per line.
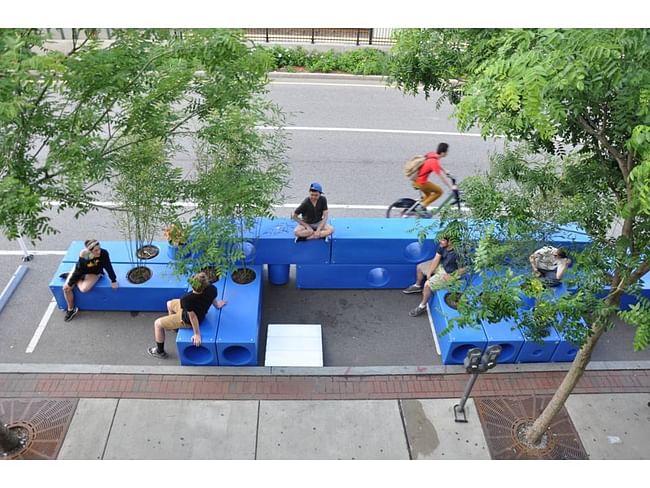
264, 323, 323, 367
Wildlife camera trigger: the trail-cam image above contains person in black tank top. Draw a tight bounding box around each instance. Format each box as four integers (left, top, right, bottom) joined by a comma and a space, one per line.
148, 272, 227, 359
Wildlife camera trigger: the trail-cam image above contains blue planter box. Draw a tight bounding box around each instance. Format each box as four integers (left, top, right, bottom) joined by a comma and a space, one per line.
550, 325, 581, 362
216, 265, 263, 366
480, 318, 525, 364
429, 289, 487, 365
516, 326, 561, 363
175, 278, 226, 366
62, 240, 174, 265
244, 218, 331, 265
296, 263, 414, 289
49, 262, 188, 312
329, 218, 439, 264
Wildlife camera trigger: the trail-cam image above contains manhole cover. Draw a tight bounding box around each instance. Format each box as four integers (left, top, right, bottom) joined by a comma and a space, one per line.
0, 398, 77, 460
475, 396, 588, 459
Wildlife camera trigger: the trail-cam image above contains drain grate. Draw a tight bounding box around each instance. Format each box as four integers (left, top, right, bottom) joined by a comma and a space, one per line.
1, 398, 78, 460
475, 396, 588, 460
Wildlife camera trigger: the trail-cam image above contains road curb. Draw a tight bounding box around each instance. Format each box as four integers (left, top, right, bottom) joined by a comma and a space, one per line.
1, 360, 649, 377
269, 71, 387, 83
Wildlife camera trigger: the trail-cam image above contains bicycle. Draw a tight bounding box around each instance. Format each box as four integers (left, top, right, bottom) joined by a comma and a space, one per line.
386, 175, 461, 218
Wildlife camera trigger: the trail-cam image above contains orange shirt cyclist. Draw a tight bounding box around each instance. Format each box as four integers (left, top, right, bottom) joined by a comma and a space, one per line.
414, 142, 455, 208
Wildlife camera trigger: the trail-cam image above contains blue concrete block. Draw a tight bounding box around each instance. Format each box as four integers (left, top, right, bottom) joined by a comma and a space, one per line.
329, 218, 439, 264
62, 240, 173, 265
296, 263, 414, 289
216, 265, 263, 366
516, 327, 561, 363
551, 325, 581, 362
480, 318, 525, 364
429, 289, 488, 365
243, 218, 331, 264
268, 264, 290, 285
49, 262, 188, 311
549, 224, 591, 250
175, 278, 226, 366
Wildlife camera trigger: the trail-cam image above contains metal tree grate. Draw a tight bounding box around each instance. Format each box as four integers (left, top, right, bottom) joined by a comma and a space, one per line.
475, 396, 588, 459
0, 398, 78, 460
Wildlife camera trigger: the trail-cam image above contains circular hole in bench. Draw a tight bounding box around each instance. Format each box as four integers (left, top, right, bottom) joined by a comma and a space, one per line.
223, 345, 252, 365
184, 345, 213, 365
127, 266, 152, 284
404, 242, 426, 262
136, 244, 160, 260
367, 267, 389, 287
451, 344, 478, 363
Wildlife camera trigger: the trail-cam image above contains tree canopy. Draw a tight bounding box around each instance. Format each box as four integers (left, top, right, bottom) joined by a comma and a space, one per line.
0, 28, 287, 246
389, 28, 650, 443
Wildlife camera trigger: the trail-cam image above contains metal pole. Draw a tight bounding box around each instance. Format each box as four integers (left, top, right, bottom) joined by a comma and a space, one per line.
17, 237, 33, 262
356, 29, 361, 46
265, 28, 269, 43
369, 28, 374, 45
457, 372, 479, 414
311, 28, 315, 44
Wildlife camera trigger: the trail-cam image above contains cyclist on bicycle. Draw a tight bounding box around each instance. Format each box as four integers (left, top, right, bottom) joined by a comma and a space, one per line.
413, 142, 455, 209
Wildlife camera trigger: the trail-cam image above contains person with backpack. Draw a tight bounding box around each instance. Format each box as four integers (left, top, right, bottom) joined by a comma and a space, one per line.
408, 142, 455, 209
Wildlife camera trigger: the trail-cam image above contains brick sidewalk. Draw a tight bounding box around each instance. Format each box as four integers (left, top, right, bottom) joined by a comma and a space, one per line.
1, 369, 648, 400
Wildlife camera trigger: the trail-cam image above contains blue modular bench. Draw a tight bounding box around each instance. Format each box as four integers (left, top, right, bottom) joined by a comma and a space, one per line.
329, 218, 439, 264
242, 218, 331, 285
49, 262, 188, 312
428, 288, 488, 365
516, 326, 561, 363
216, 265, 263, 366
480, 318, 525, 364
62, 240, 175, 265
296, 263, 414, 289
176, 278, 227, 366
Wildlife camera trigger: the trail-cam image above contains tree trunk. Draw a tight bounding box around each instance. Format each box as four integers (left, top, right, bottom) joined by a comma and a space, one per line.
525, 319, 607, 445
0, 421, 21, 453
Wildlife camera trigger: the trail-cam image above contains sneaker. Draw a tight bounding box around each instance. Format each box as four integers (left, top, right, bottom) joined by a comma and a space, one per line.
59, 272, 69, 280
408, 305, 427, 317
147, 346, 168, 359
63, 306, 78, 322
294, 236, 307, 243
402, 284, 422, 294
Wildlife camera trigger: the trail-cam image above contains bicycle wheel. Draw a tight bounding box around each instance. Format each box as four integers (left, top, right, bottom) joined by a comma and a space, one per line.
386, 198, 417, 218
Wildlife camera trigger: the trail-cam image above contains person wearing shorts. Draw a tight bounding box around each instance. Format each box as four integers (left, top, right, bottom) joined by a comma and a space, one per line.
403, 236, 462, 317
147, 272, 227, 359
62, 239, 118, 322
292, 182, 335, 241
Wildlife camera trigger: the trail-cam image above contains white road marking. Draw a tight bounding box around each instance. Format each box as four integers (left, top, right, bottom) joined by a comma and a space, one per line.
257, 125, 489, 138
0, 250, 66, 256
26, 299, 57, 353
271, 81, 391, 88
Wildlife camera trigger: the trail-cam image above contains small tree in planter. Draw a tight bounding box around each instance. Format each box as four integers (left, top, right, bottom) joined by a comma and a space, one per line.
172, 103, 289, 284
111, 139, 183, 284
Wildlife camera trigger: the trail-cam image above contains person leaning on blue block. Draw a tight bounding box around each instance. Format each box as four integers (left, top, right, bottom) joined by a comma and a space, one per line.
292, 182, 335, 242
147, 272, 227, 359
60, 239, 118, 322
403, 235, 463, 317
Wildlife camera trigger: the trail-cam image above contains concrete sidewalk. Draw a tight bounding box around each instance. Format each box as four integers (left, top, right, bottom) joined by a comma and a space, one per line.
1, 369, 649, 460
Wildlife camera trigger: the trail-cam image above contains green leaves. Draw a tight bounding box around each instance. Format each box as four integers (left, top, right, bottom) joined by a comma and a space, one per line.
619, 299, 650, 351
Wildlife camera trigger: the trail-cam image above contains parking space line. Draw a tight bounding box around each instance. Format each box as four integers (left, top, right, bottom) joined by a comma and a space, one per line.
257, 125, 488, 137
26, 299, 57, 354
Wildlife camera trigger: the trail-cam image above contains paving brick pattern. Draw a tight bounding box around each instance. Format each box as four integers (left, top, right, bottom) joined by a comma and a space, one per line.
0, 370, 648, 401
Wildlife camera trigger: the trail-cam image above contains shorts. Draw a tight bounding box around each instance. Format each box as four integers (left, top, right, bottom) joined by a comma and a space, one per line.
157, 299, 192, 330
65, 267, 101, 287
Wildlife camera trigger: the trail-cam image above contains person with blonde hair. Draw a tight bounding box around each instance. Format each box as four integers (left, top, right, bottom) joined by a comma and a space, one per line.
147, 272, 226, 359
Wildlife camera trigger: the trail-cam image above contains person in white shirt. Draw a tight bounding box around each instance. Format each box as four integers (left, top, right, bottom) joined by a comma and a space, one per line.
529, 246, 571, 286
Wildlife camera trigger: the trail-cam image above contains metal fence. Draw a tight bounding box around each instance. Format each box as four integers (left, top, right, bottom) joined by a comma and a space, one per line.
244, 28, 395, 46
42, 28, 396, 45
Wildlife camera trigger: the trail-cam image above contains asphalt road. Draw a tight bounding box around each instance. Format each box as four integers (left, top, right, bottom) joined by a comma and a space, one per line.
1, 73, 647, 368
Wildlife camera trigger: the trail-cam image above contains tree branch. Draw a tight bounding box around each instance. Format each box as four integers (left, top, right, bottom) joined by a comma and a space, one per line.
576, 115, 628, 178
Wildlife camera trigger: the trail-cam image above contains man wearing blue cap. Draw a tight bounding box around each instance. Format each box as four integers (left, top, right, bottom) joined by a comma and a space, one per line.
292, 182, 335, 241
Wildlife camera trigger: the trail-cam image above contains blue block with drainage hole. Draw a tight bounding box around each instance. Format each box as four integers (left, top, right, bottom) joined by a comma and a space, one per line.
429, 289, 488, 365
295, 263, 413, 289
175, 278, 226, 366
62, 240, 173, 265
216, 265, 263, 366
329, 218, 439, 264
480, 318, 525, 364
48, 261, 188, 311
243, 218, 331, 265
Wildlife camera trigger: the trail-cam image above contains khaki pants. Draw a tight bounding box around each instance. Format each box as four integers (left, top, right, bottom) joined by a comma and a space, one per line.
413, 181, 443, 207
